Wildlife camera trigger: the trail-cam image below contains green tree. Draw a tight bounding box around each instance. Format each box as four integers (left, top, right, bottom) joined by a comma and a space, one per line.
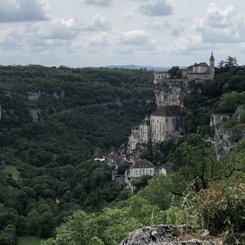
89, 237, 105, 245
168, 66, 182, 78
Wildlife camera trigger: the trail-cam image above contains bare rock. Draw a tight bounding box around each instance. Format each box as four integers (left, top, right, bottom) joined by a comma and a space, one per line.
120, 225, 220, 245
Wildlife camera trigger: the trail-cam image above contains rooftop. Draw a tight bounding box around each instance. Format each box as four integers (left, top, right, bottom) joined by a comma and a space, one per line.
131, 159, 154, 168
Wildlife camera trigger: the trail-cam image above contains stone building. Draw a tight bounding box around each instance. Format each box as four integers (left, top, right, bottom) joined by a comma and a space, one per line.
128, 127, 140, 152
127, 159, 168, 178
150, 105, 182, 143
139, 115, 151, 143
186, 52, 215, 80
128, 159, 155, 178
155, 53, 215, 81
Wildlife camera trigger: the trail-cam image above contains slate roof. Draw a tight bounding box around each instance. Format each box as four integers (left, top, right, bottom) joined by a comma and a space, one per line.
151, 105, 182, 117
198, 62, 209, 67
131, 159, 154, 168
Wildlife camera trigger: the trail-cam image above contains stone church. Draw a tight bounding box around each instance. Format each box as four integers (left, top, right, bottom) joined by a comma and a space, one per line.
128, 53, 215, 152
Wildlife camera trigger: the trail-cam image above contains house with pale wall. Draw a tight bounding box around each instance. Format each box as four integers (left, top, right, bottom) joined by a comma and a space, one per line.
128, 159, 155, 178
128, 159, 168, 178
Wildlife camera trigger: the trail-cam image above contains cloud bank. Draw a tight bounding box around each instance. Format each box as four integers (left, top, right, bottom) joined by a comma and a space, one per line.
0, 0, 48, 23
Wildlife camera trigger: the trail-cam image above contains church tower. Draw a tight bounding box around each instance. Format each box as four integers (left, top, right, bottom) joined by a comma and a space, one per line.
209, 52, 215, 79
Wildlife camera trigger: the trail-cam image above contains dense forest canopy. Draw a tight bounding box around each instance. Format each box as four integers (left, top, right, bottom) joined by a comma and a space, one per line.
0, 59, 244, 244
0, 66, 154, 243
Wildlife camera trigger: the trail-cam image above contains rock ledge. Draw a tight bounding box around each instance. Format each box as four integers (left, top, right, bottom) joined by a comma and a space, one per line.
120, 225, 220, 245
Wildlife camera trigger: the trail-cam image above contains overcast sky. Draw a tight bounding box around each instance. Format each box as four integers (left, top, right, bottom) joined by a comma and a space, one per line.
1, 0, 245, 67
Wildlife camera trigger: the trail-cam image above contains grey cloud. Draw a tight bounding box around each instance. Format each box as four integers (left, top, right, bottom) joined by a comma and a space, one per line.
146, 16, 185, 36
138, 0, 172, 16
0, 19, 79, 53
120, 30, 154, 46
89, 33, 111, 47
194, 4, 245, 43
84, 15, 111, 31
36, 19, 81, 40
84, 0, 114, 7
0, 0, 48, 23
0, 30, 25, 49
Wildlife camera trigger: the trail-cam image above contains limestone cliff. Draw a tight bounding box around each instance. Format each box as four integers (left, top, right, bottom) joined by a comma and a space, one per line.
120, 225, 220, 245
153, 79, 188, 108
210, 111, 245, 160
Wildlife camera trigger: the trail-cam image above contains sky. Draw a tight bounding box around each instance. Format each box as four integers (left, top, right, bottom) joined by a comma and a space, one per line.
1, 0, 245, 67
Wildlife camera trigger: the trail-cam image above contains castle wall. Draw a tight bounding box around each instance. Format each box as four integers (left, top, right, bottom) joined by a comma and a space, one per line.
188, 72, 213, 81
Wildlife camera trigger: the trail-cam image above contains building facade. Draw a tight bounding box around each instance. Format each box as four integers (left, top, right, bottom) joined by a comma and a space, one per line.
150, 105, 182, 143
128, 159, 155, 178
155, 53, 215, 81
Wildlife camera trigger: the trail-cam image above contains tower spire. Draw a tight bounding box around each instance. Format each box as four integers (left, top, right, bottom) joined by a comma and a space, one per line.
210, 51, 215, 61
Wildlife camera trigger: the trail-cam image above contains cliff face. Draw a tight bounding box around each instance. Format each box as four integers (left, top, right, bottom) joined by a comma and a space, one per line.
213, 124, 245, 160
153, 79, 188, 108
210, 112, 245, 160
120, 225, 219, 245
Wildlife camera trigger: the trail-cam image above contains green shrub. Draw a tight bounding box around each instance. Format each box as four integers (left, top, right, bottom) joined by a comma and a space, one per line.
196, 181, 245, 243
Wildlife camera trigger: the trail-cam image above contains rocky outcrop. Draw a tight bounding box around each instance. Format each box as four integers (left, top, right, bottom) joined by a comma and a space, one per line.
106, 144, 129, 168
120, 225, 220, 245
106, 143, 147, 168
235, 104, 245, 119
28, 91, 41, 101
210, 113, 245, 160
214, 124, 245, 160
29, 108, 41, 122
28, 91, 65, 101
153, 79, 188, 108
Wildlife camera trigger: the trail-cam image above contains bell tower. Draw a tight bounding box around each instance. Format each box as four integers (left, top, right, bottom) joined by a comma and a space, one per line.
209, 52, 215, 79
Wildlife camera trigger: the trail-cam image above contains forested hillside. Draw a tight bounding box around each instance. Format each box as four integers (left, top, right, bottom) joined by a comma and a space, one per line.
0, 60, 245, 245
0, 66, 154, 243
45, 60, 245, 245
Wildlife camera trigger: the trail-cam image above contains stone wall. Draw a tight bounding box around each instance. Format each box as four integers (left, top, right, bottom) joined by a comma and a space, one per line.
188, 72, 213, 81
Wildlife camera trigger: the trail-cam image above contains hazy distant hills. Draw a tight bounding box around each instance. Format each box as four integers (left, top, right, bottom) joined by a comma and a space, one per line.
106, 64, 170, 71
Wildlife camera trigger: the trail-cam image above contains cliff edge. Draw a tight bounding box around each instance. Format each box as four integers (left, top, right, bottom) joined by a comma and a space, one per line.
120, 225, 220, 245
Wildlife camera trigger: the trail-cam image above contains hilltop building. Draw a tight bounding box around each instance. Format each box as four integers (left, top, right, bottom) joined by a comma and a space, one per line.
154, 52, 215, 82
128, 53, 215, 151
185, 52, 215, 80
